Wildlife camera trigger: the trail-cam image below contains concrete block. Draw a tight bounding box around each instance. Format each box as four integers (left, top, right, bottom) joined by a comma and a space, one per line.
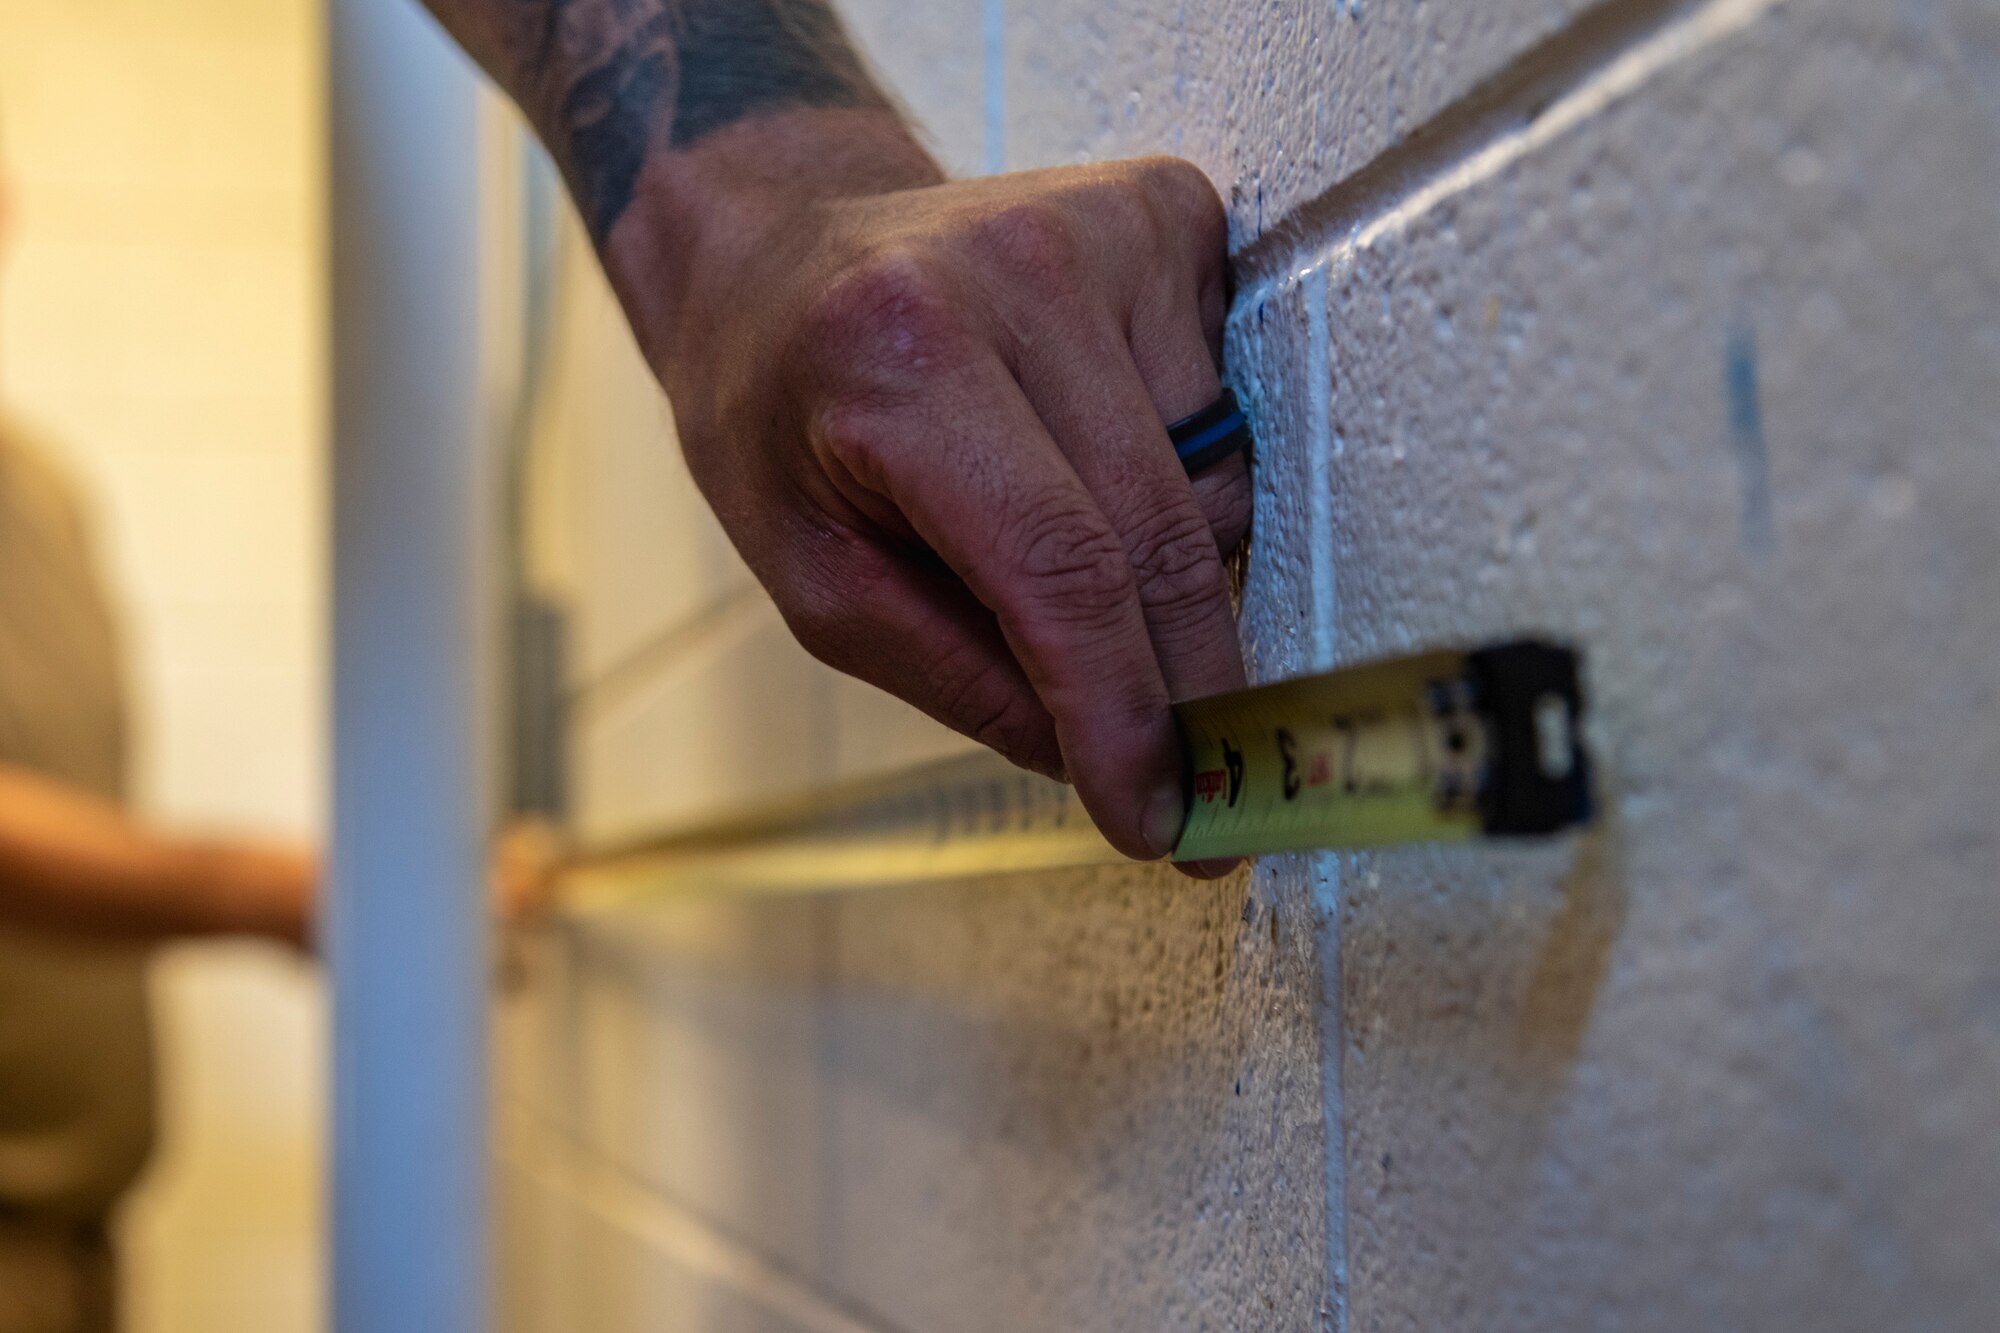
495, 1149, 583, 1333
820, 857, 1335, 1331
493, 927, 591, 1138
828, 674, 979, 784
1229, 269, 1334, 685
497, 1116, 869, 1333
569, 596, 835, 847
1254, 0, 2000, 1325
1001, 0, 1595, 240
562, 569, 838, 1307
497, 899, 834, 1286
533, 223, 753, 690
560, 903, 831, 1284
836, 0, 990, 173
567, 1204, 784, 1333
548, 88, 1355, 1332
510, 0, 2000, 1326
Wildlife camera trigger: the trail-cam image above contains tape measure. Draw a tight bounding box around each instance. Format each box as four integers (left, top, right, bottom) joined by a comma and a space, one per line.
565, 639, 1591, 906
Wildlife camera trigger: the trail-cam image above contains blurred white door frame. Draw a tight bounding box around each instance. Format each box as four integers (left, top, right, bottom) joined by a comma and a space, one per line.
327, 2, 494, 1329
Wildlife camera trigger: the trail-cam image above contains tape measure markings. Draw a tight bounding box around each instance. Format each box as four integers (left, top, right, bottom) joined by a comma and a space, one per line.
565, 638, 1592, 907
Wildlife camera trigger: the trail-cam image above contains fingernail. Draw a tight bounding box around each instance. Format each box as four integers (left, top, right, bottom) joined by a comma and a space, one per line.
1142, 782, 1186, 860
1178, 857, 1242, 880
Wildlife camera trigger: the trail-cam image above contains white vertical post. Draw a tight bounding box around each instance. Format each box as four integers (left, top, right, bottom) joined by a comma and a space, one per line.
327, 2, 491, 1330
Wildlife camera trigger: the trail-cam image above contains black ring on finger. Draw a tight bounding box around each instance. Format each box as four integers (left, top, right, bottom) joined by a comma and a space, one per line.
1168, 389, 1255, 476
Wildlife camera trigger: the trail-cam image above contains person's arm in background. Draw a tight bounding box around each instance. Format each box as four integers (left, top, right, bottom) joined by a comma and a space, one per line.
421, 0, 1253, 868
0, 764, 558, 949
0, 763, 315, 946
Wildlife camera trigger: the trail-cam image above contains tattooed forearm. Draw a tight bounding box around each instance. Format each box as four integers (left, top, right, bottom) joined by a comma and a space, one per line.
482, 0, 892, 240
542, 10, 675, 239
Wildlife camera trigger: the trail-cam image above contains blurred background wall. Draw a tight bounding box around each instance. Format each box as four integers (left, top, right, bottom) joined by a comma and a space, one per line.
0, 2, 326, 1331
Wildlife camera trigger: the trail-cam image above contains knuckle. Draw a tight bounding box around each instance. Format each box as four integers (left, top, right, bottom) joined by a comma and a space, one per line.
780, 589, 845, 665
1006, 494, 1138, 630
803, 248, 961, 381
775, 534, 891, 667
937, 656, 1047, 761
1137, 156, 1228, 250
1139, 156, 1224, 215
1124, 503, 1227, 630
979, 199, 1083, 293
1080, 171, 1157, 237
812, 396, 898, 482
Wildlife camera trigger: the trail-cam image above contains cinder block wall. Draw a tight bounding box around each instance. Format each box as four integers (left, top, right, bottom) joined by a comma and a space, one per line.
496, 0, 2000, 1328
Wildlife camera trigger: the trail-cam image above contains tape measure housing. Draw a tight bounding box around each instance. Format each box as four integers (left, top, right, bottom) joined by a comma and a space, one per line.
1173, 639, 1590, 861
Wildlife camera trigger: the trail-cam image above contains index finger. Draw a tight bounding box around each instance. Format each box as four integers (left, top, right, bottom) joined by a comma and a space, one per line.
815, 358, 1188, 860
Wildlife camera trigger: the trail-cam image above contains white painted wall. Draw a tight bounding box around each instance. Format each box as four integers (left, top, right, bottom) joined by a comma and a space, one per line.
499, 0, 2000, 1328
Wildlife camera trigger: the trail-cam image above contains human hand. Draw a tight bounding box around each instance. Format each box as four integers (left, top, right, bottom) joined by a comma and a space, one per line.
420, 0, 1248, 865
491, 818, 564, 930
612, 141, 1251, 865
489, 818, 564, 987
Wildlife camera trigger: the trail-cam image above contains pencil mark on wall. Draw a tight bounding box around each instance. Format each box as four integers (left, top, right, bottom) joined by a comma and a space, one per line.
982, 0, 1005, 172
1725, 323, 1775, 555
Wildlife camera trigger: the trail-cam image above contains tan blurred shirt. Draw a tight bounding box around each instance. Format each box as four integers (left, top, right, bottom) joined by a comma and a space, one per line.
0, 420, 155, 1333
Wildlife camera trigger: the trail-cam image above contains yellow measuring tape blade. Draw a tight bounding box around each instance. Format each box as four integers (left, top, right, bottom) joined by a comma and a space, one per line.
565, 639, 1591, 907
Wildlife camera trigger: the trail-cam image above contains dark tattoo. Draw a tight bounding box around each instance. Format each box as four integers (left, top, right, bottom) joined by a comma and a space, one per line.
667, 1, 884, 144
511, 0, 889, 241
554, 12, 678, 240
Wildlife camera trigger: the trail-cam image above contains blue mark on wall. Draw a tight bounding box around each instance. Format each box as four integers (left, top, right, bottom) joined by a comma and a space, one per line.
982, 0, 1005, 173
1726, 325, 1775, 555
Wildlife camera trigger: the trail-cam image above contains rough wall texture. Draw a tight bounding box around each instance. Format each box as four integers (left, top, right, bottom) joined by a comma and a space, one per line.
498, 0, 2000, 1328
1305, 3, 2000, 1327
